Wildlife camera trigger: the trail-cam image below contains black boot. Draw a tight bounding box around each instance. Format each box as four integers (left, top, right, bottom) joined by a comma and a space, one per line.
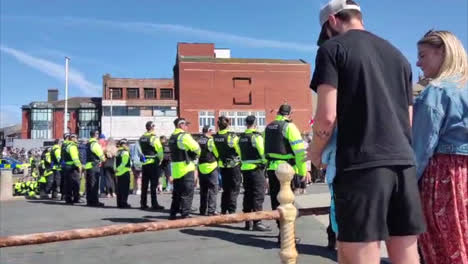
245, 221, 253, 231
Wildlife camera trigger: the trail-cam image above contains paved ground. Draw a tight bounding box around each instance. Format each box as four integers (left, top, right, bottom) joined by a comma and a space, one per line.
0, 184, 389, 264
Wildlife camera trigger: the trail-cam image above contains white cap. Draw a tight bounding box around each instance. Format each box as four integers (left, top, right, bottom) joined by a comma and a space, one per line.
319, 0, 361, 26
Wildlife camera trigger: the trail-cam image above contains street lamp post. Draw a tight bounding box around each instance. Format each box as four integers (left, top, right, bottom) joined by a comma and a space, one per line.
63, 57, 70, 136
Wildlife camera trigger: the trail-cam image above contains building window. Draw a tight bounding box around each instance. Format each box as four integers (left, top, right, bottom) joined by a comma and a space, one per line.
153, 106, 177, 117
78, 109, 99, 139
144, 88, 156, 99
109, 88, 122, 99
219, 110, 266, 132
127, 106, 140, 116
103, 106, 126, 116
102, 106, 176, 117
160, 88, 173, 99
127, 88, 139, 99
31, 108, 53, 139
199, 111, 215, 132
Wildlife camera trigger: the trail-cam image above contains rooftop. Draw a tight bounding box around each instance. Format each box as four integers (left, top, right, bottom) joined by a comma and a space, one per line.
179, 56, 307, 64
22, 97, 101, 109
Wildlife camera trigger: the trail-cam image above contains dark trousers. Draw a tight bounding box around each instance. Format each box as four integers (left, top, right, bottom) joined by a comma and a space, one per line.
39, 181, 47, 195
243, 168, 266, 223
103, 167, 115, 194
51, 170, 61, 197
170, 171, 195, 217
199, 168, 218, 215
220, 166, 242, 214
267, 169, 282, 227
86, 166, 101, 205
99, 167, 106, 194
64, 166, 81, 203
141, 162, 161, 207
45, 173, 54, 194
116, 172, 130, 207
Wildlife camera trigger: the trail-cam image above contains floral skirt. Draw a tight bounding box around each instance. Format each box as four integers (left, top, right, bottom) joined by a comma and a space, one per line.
419, 154, 468, 264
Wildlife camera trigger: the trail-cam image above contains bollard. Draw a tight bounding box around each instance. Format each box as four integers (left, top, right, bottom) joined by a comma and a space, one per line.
0, 169, 14, 201
276, 163, 298, 264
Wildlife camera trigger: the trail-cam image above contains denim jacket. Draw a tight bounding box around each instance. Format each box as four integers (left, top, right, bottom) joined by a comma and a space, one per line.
412, 79, 468, 180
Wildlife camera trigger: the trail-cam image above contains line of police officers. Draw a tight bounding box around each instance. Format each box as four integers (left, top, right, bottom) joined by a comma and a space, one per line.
162, 104, 306, 237
32, 104, 306, 239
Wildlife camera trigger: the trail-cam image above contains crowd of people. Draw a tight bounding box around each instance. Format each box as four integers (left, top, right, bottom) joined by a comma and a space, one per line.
11, 103, 322, 244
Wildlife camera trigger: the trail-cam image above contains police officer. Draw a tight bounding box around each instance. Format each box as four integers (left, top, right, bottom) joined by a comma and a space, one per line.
139, 121, 164, 210
28, 151, 39, 179
169, 118, 200, 220
39, 147, 53, 199
85, 130, 106, 207
63, 134, 83, 204
237, 115, 271, 231
212, 116, 242, 214
60, 133, 71, 200
115, 138, 131, 208
50, 139, 62, 199
159, 135, 172, 192
197, 125, 219, 216
264, 104, 307, 243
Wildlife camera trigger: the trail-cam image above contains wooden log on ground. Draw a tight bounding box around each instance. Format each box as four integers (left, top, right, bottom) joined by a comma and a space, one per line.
0, 210, 280, 248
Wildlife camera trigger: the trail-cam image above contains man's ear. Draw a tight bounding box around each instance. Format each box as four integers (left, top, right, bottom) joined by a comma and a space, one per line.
328, 15, 337, 28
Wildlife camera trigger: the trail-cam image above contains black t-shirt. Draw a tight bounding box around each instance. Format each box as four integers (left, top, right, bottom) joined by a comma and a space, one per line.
310, 30, 415, 171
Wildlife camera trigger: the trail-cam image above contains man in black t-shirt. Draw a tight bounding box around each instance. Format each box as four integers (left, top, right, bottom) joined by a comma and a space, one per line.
308, 0, 425, 263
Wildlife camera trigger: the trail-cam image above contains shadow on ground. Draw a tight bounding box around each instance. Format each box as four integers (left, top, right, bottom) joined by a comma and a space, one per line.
180, 228, 279, 250
101, 217, 155, 223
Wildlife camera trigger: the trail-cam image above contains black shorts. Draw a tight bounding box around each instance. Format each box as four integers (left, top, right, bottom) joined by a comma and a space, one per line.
333, 165, 426, 242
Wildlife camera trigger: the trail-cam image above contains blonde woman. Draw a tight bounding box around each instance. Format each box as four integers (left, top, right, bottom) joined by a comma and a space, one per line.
413, 30, 468, 264
103, 138, 118, 198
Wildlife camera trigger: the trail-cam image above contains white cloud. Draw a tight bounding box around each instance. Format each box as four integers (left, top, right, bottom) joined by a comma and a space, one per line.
3, 16, 317, 52
0, 46, 100, 96
66, 17, 317, 52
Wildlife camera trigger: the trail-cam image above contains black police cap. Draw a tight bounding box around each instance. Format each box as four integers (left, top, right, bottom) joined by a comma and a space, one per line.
278, 104, 292, 115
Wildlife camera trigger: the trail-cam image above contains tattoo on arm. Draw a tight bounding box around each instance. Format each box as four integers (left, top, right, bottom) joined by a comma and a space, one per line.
315, 130, 331, 139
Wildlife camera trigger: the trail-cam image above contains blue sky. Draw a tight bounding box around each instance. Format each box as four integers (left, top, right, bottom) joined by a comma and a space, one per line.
1, 0, 467, 127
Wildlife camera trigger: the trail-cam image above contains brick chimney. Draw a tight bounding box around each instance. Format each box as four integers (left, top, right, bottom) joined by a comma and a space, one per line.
48, 89, 59, 102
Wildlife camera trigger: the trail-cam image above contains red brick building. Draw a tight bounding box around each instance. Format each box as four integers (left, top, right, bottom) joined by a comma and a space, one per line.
174, 43, 313, 133
21, 89, 101, 139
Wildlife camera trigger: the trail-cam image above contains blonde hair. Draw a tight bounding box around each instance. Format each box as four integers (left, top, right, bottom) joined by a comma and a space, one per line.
418, 30, 468, 88
105, 138, 118, 158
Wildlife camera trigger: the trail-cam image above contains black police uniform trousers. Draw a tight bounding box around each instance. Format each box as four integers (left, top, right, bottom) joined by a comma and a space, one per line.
48, 170, 61, 197
242, 167, 266, 223
141, 162, 161, 207
116, 172, 130, 207
63, 165, 81, 203
170, 171, 195, 217
220, 165, 242, 214
198, 167, 218, 215
85, 165, 101, 205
